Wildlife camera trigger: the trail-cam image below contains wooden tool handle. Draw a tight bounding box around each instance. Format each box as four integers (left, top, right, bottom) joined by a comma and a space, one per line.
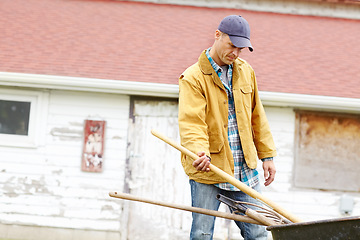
151, 129, 302, 223
245, 208, 278, 226
109, 191, 262, 225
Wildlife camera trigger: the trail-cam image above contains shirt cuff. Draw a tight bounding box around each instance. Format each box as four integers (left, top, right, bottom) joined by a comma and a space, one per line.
261, 157, 273, 162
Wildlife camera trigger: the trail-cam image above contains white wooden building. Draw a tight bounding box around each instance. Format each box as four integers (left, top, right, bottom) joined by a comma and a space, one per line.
0, 0, 359, 239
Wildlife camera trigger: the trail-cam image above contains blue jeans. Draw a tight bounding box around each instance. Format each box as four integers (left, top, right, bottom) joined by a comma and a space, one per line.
189, 180, 268, 240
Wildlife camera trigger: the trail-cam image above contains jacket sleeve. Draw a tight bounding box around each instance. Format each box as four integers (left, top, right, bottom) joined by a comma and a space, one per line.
250, 71, 277, 159
178, 74, 210, 159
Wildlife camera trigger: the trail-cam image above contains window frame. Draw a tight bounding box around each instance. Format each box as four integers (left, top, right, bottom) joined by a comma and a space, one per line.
0, 88, 48, 148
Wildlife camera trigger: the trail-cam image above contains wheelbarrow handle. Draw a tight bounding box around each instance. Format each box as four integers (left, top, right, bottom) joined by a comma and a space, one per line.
151, 129, 302, 224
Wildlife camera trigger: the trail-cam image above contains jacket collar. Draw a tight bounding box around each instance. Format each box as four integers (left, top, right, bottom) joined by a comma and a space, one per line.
198, 50, 215, 75
198, 49, 245, 88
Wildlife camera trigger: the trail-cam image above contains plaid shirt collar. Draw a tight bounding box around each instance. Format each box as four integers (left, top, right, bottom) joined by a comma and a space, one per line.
205, 48, 233, 90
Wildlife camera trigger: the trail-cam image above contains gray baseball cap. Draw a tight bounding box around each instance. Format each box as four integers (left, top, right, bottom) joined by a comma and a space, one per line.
218, 15, 253, 52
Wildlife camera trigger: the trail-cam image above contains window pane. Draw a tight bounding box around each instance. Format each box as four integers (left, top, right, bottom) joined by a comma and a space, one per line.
0, 100, 31, 135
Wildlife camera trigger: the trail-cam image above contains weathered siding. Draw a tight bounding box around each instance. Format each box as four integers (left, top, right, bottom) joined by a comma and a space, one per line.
0, 89, 130, 239
1, 93, 359, 240
262, 107, 360, 221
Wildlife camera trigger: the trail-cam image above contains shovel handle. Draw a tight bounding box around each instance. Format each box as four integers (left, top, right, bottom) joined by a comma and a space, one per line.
109, 191, 262, 225
151, 129, 302, 223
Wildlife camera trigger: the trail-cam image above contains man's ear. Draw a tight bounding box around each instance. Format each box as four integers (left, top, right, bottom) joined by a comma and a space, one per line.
215, 30, 221, 40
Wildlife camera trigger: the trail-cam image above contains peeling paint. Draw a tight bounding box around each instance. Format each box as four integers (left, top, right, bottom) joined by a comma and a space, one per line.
3, 176, 52, 197
3, 176, 18, 197
50, 127, 82, 141
101, 205, 114, 211
69, 121, 84, 126
52, 169, 63, 175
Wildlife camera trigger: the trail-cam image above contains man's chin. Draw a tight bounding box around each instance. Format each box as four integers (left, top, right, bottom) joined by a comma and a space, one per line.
224, 60, 235, 65
224, 57, 236, 65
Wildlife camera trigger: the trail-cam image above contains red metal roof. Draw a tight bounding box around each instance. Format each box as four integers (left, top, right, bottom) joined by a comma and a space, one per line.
1, 0, 359, 98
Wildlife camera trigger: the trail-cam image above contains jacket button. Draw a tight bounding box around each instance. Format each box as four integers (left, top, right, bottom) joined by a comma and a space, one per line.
224, 100, 227, 104
224, 124, 228, 128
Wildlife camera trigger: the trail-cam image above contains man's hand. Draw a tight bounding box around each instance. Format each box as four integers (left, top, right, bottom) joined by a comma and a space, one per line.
192, 151, 211, 172
263, 160, 276, 186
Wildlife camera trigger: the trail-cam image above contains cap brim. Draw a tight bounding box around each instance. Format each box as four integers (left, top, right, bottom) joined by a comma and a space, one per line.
229, 35, 253, 52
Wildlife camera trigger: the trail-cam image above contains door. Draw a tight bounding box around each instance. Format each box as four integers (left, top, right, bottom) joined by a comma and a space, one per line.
126, 98, 191, 240
125, 98, 232, 240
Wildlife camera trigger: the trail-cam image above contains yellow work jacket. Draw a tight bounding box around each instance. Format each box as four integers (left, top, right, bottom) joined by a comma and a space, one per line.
178, 50, 277, 184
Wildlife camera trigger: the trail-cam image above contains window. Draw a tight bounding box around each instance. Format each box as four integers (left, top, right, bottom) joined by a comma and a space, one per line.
0, 100, 31, 135
294, 110, 360, 192
0, 88, 48, 148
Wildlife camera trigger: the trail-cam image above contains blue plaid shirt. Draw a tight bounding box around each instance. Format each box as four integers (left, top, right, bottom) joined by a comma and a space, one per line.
205, 48, 266, 190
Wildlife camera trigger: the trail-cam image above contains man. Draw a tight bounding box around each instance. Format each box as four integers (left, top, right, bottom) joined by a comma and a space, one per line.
178, 15, 277, 240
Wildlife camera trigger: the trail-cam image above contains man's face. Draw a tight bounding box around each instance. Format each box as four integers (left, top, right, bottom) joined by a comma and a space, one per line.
212, 31, 244, 66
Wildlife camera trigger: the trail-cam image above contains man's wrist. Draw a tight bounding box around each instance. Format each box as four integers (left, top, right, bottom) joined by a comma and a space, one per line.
261, 157, 273, 162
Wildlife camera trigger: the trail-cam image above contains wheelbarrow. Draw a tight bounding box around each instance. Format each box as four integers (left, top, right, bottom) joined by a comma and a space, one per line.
110, 130, 360, 239
267, 216, 360, 240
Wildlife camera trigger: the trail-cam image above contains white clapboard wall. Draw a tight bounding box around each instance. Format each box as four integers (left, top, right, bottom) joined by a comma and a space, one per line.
262, 107, 360, 222
123, 99, 360, 240
0, 89, 130, 238
1, 90, 359, 240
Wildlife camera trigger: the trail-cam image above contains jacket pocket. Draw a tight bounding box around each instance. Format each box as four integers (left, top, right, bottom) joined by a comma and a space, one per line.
208, 133, 224, 153
240, 85, 253, 108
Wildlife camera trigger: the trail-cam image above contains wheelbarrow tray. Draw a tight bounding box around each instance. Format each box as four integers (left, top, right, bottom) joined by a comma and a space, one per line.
267, 216, 360, 240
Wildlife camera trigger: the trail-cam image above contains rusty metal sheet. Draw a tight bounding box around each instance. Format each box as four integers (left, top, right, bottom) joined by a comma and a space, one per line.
294, 111, 360, 192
